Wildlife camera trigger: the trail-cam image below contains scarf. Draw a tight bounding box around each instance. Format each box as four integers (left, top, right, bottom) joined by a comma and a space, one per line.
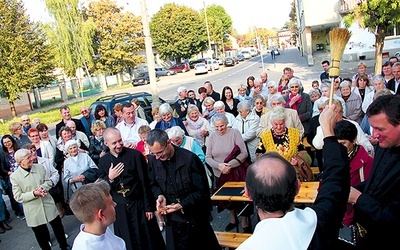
288, 93, 303, 111
186, 117, 205, 144
159, 118, 178, 131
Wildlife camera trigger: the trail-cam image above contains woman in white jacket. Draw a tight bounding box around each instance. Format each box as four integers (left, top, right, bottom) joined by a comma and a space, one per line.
233, 100, 260, 163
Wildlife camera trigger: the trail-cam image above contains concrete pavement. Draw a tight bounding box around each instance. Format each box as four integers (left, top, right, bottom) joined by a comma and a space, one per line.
0, 47, 377, 249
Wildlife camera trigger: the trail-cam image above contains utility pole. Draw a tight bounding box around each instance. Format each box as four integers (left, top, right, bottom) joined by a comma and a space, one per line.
140, 0, 159, 107
254, 27, 265, 72
203, 1, 214, 72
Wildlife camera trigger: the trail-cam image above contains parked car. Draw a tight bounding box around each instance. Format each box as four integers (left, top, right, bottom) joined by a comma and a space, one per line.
169, 62, 190, 73
240, 51, 251, 59
89, 92, 174, 123
188, 59, 204, 69
236, 54, 245, 61
194, 63, 208, 75
207, 59, 220, 71
224, 57, 235, 67
217, 58, 224, 65
155, 67, 176, 76
395, 51, 400, 61
132, 72, 159, 86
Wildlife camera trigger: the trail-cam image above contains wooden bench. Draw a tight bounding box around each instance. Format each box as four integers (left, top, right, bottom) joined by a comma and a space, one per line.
215, 231, 252, 249
311, 167, 320, 176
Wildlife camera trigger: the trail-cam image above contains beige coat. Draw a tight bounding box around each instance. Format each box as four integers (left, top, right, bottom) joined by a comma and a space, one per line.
10, 164, 58, 227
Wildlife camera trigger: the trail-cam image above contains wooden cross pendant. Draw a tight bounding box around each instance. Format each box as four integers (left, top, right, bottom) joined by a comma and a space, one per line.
117, 183, 130, 197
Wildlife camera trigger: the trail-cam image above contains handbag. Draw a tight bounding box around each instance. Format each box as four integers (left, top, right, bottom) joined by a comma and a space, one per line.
82, 168, 99, 184
338, 223, 368, 246
292, 150, 314, 181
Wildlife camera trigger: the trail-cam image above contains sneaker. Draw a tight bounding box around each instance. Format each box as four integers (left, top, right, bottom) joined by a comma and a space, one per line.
17, 215, 25, 220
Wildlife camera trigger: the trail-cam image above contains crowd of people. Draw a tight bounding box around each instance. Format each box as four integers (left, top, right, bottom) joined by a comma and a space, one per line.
0, 57, 399, 249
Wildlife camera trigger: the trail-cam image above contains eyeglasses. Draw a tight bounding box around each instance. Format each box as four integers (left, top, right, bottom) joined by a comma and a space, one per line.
150, 145, 167, 157
22, 119, 29, 122
255, 102, 263, 104
81, 110, 89, 113
290, 85, 299, 89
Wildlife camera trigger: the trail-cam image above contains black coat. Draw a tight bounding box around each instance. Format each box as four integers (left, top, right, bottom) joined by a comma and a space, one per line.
88, 137, 108, 166
386, 78, 400, 95
284, 92, 313, 133
353, 145, 400, 249
308, 137, 350, 249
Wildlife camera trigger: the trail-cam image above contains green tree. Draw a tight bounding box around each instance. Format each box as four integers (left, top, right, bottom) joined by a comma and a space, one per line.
343, 0, 400, 75
201, 4, 233, 55
0, 0, 55, 117
288, 1, 299, 44
44, 0, 94, 77
85, 0, 145, 75
150, 3, 208, 62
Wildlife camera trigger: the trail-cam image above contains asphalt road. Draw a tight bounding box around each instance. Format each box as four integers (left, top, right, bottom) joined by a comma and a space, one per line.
0, 47, 374, 249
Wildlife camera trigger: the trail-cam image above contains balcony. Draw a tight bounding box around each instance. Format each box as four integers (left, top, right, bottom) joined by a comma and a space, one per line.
339, 0, 365, 16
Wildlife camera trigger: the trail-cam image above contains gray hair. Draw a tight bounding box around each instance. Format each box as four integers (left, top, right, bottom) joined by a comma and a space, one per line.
14, 148, 31, 164
177, 85, 187, 94
253, 95, 265, 103
372, 75, 385, 84
146, 128, 169, 147
158, 103, 173, 116
320, 81, 331, 89
339, 80, 351, 89
374, 89, 393, 99
308, 89, 321, 97
288, 78, 303, 90
237, 100, 252, 111
203, 97, 215, 105
267, 81, 278, 89
167, 126, 185, 139
269, 106, 286, 121
214, 101, 225, 109
211, 113, 228, 125
268, 94, 285, 106
186, 104, 199, 117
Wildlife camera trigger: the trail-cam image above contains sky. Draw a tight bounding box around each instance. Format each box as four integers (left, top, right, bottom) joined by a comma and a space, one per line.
22, 0, 293, 34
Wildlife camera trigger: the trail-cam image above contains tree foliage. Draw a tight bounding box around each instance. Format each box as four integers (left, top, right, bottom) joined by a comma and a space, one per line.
150, 3, 208, 62
344, 0, 400, 75
84, 0, 145, 75
44, 0, 94, 77
0, 0, 55, 116
200, 4, 233, 53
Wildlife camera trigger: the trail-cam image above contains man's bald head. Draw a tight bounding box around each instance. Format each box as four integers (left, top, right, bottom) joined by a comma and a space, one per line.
246, 152, 297, 213
103, 127, 120, 141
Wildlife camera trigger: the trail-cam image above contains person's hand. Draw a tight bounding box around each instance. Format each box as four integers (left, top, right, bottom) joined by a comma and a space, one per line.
100, 150, 106, 158
180, 106, 186, 112
319, 104, 339, 137
34, 186, 47, 197
348, 187, 362, 204
290, 157, 298, 166
108, 162, 124, 181
367, 135, 378, 146
156, 195, 167, 213
200, 130, 208, 136
162, 203, 183, 215
218, 163, 231, 174
145, 212, 153, 220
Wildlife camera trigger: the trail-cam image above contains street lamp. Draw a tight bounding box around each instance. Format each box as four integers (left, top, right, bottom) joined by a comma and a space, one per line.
203, 1, 214, 72
254, 27, 265, 71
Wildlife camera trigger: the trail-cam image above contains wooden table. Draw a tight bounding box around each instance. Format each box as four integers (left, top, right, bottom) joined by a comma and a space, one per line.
211, 181, 319, 204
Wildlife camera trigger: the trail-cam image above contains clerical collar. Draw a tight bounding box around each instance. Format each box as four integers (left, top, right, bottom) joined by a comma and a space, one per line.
110, 152, 119, 158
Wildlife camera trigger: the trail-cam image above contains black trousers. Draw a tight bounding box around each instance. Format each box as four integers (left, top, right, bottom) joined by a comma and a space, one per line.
31, 216, 68, 250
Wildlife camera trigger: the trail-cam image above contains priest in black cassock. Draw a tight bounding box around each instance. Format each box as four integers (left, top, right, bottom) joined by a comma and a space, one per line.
146, 129, 221, 250
98, 127, 165, 250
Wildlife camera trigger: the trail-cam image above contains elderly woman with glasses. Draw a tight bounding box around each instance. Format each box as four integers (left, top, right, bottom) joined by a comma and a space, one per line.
232, 101, 260, 163
8, 122, 31, 149
266, 81, 279, 101
283, 78, 313, 133
10, 149, 70, 250
206, 114, 252, 233
155, 103, 189, 135
252, 95, 269, 118
88, 120, 109, 165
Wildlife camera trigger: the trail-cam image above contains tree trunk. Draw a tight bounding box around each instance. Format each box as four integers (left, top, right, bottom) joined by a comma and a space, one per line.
9, 100, 17, 117
374, 25, 386, 76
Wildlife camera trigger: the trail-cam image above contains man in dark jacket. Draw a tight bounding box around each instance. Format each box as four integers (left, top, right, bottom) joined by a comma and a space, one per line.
146, 129, 220, 250
347, 95, 400, 249
238, 103, 350, 250
55, 105, 85, 139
